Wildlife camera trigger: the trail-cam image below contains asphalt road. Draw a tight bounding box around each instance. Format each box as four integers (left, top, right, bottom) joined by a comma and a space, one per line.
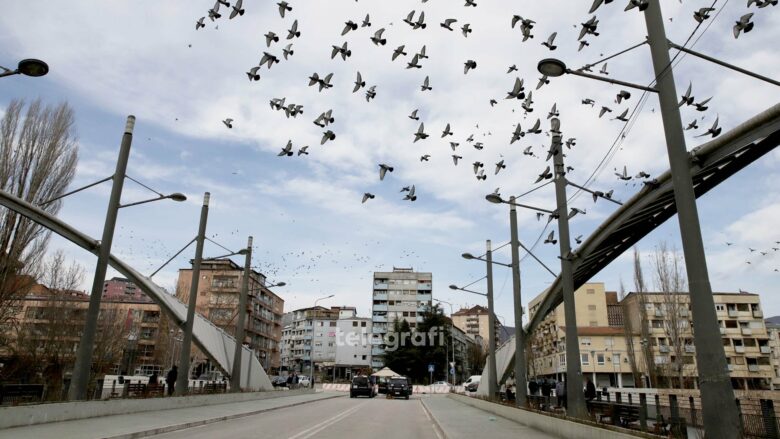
150, 394, 445, 439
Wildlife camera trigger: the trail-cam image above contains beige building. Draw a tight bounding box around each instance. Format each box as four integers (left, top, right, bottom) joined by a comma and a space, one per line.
451, 305, 501, 346
176, 258, 284, 371
622, 291, 772, 390
528, 283, 638, 388
765, 319, 780, 390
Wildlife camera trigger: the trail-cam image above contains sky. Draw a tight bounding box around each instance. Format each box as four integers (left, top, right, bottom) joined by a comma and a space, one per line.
1, 1, 779, 325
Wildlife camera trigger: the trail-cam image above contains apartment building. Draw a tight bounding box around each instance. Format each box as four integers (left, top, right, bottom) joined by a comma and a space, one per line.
280, 306, 350, 375
527, 283, 639, 388
371, 267, 433, 369
765, 317, 780, 390
451, 304, 502, 346
176, 258, 284, 371
622, 291, 772, 390
334, 313, 372, 379
102, 277, 151, 303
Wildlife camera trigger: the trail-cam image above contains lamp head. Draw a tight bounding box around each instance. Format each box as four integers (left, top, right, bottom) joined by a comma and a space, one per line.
236, 248, 249, 255
449, 284, 459, 290
167, 192, 187, 202
537, 58, 567, 77
275, 282, 286, 287
17, 59, 48, 77
485, 193, 504, 204
461, 252, 476, 260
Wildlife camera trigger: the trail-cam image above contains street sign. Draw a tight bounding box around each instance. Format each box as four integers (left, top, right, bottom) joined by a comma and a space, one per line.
450, 368, 455, 375
428, 363, 435, 373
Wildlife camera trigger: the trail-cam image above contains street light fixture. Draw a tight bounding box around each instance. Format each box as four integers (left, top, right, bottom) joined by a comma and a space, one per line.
0, 58, 49, 78
118, 192, 187, 209
537, 58, 659, 93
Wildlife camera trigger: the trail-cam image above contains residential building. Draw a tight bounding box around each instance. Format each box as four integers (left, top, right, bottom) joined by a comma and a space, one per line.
451, 323, 481, 383
765, 316, 780, 390
371, 267, 433, 369
176, 258, 284, 372
622, 290, 772, 390
280, 306, 345, 375
102, 277, 152, 303
451, 304, 502, 346
527, 283, 639, 388
334, 313, 372, 379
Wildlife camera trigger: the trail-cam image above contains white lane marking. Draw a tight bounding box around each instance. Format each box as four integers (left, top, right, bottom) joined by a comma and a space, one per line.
286, 402, 365, 439
420, 398, 445, 439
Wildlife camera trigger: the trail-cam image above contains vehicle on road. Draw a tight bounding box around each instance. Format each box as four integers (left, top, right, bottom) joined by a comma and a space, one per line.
298, 375, 311, 387
350, 375, 375, 398
271, 376, 288, 387
463, 375, 481, 392
388, 376, 412, 399
432, 381, 450, 386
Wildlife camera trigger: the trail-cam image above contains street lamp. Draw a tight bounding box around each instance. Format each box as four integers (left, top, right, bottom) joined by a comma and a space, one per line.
537, 58, 659, 93
69, 116, 186, 401
0, 58, 49, 79
434, 298, 456, 386
309, 294, 335, 388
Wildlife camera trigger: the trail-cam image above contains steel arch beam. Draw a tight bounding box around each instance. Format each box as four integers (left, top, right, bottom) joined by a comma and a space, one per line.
0, 191, 273, 391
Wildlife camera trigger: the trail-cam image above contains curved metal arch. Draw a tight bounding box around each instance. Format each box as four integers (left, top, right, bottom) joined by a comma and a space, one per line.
0, 191, 273, 391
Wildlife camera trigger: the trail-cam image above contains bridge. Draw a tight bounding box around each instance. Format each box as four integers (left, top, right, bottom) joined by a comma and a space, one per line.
0, 189, 273, 391
476, 102, 780, 394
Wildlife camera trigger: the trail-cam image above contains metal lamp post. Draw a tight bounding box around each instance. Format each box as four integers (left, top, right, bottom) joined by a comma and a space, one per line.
68, 116, 186, 401
434, 298, 456, 386
175, 192, 210, 396
0, 58, 49, 78
230, 236, 253, 392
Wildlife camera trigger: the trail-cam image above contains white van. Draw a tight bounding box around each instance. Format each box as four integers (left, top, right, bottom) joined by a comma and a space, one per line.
463, 375, 481, 392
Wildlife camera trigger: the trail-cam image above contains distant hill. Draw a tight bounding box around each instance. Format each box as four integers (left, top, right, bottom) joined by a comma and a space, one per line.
765, 316, 780, 325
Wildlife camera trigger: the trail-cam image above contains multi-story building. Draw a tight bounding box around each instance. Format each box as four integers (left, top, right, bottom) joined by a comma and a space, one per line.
527, 283, 639, 388
280, 306, 344, 375
4, 282, 164, 378
371, 267, 433, 369
176, 258, 284, 372
102, 277, 152, 303
452, 305, 502, 346
622, 290, 772, 390
764, 317, 780, 390
451, 323, 481, 383
334, 313, 372, 379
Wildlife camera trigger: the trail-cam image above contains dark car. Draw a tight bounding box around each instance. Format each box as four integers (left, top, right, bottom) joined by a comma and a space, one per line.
377, 377, 388, 394
388, 376, 412, 400
350, 376, 375, 398
272, 376, 288, 387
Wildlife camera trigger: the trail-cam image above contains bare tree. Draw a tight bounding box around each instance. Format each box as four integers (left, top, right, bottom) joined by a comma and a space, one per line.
0, 99, 79, 339
634, 247, 657, 388
651, 242, 691, 389
619, 278, 643, 387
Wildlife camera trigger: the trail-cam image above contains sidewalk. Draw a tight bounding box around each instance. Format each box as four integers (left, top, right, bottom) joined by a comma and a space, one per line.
421, 395, 556, 439
0, 391, 342, 439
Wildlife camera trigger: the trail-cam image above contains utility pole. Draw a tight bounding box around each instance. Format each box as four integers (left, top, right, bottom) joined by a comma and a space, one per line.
231, 236, 252, 392
176, 192, 210, 396
643, 2, 739, 436
551, 125, 586, 418
485, 240, 498, 399
509, 197, 528, 408
68, 116, 134, 401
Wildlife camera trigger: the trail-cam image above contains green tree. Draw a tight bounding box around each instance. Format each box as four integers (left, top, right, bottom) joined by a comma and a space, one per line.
382, 305, 453, 383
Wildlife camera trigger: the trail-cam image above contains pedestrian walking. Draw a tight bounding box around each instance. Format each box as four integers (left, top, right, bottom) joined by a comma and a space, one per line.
286, 374, 293, 388
555, 379, 567, 409
149, 372, 158, 387
528, 379, 539, 396
293, 373, 299, 390
584, 377, 596, 401
165, 366, 178, 396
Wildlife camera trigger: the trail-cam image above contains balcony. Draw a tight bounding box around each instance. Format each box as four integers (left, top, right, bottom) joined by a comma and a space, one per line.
679, 308, 689, 317
373, 304, 388, 312
372, 326, 386, 334
371, 347, 385, 356
417, 293, 432, 301
417, 283, 432, 290
720, 328, 726, 335
761, 346, 771, 354
735, 346, 746, 353
372, 315, 387, 323
741, 328, 753, 336
753, 310, 764, 318
684, 345, 695, 353
728, 309, 738, 318
748, 364, 760, 372
727, 364, 734, 372
374, 283, 388, 290
655, 309, 665, 317
659, 345, 670, 353
374, 293, 388, 301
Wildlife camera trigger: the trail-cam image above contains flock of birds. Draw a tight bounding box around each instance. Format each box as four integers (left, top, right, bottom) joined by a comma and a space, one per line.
725, 240, 780, 273
176, 0, 780, 288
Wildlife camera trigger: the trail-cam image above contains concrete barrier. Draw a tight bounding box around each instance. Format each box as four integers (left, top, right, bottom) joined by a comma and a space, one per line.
0, 388, 314, 430
321, 384, 457, 394
447, 393, 650, 439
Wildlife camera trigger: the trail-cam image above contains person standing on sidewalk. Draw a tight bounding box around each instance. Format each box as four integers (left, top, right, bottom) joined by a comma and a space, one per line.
165, 366, 178, 396
555, 379, 566, 409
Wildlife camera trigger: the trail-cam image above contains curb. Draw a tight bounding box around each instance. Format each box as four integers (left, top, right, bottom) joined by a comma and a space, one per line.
104, 393, 345, 439
419, 397, 449, 439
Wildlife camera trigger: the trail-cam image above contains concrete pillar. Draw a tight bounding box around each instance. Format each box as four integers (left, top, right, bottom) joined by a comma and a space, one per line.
617, 372, 623, 388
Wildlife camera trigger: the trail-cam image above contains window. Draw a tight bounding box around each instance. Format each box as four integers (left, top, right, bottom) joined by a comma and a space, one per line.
362, 355, 367, 360
211, 276, 237, 288
587, 305, 597, 311
330, 321, 336, 327
581, 354, 590, 365
715, 304, 725, 312
361, 322, 367, 327
604, 337, 613, 347
580, 337, 591, 346
590, 321, 598, 327
353, 321, 358, 327
559, 354, 566, 367
613, 354, 620, 365
597, 354, 605, 365
586, 289, 595, 295
734, 356, 745, 365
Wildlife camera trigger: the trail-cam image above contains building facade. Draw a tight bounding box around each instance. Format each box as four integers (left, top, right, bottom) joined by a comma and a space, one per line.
622, 290, 772, 390
451, 304, 501, 346
176, 259, 284, 372
334, 313, 372, 378
527, 283, 638, 388
371, 267, 433, 369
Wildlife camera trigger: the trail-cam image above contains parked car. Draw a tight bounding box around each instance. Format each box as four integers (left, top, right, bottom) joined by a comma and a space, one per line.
272, 376, 288, 387
377, 377, 389, 394
432, 381, 451, 386
298, 375, 311, 387
464, 375, 481, 392
388, 376, 412, 399
350, 375, 375, 398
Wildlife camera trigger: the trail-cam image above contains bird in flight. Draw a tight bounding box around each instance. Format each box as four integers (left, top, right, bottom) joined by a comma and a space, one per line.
222, 118, 233, 128
379, 164, 394, 181
544, 231, 557, 245
421, 76, 432, 91
414, 123, 429, 142
362, 193, 375, 203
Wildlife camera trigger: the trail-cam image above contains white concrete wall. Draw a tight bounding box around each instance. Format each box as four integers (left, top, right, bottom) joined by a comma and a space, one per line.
335, 320, 372, 367
0, 389, 314, 430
